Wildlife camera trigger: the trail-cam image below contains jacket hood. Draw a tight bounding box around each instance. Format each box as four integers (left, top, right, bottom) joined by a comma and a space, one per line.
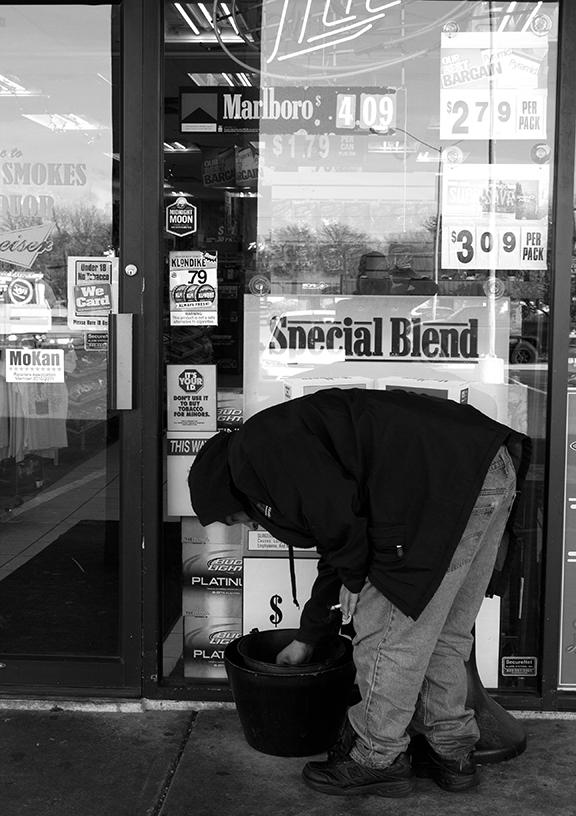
188, 432, 244, 526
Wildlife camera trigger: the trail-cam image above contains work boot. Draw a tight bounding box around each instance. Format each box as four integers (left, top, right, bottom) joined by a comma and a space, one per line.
409, 734, 479, 792
302, 752, 415, 797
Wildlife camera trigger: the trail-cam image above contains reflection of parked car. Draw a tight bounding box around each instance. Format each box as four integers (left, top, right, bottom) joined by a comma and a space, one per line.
508, 306, 576, 364
509, 307, 548, 364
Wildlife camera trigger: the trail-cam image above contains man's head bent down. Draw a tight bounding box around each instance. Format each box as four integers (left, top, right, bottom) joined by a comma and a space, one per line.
188, 432, 246, 526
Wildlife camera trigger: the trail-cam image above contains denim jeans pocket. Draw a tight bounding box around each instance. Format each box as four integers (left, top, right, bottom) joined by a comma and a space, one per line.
485, 445, 514, 480
448, 451, 515, 573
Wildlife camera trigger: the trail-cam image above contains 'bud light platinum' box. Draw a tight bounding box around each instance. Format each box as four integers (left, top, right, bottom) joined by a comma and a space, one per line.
182, 583, 242, 619
182, 519, 243, 606
182, 543, 243, 583
184, 617, 241, 679
182, 517, 242, 546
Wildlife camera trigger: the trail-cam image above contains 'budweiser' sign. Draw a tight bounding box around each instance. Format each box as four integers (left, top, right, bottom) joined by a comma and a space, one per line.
0, 222, 54, 269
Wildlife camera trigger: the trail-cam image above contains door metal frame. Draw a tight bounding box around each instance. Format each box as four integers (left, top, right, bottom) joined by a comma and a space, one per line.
489, 0, 576, 713
139, 0, 166, 699
539, 0, 576, 711
0, 0, 152, 696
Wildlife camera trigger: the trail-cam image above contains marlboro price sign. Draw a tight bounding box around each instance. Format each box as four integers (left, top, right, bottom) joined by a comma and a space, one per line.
181, 86, 396, 135
169, 251, 218, 326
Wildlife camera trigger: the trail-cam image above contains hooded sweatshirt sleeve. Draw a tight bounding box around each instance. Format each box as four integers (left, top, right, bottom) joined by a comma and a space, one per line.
243, 430, 370, 593
296, 556, 343, 644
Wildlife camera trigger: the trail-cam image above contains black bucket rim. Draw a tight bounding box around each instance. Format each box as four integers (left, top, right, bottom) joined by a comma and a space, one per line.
236, 628, 346, 674
226, 632, 354, 677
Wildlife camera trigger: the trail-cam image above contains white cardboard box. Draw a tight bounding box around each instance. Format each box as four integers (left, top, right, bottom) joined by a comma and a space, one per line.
283, 376, 373, 400
184, 617, 241, 679
376, 377, 470, 404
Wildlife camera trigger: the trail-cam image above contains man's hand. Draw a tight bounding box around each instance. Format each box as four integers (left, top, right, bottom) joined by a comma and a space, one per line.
275, 639, 314, 665
339, 585, 360, 623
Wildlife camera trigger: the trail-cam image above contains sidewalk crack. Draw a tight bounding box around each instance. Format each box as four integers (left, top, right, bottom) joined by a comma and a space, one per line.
150, 711, 197, 816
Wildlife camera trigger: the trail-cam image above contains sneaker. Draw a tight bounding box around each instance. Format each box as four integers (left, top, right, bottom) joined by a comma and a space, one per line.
409, 734, 479, 792
302, 752, 415, 797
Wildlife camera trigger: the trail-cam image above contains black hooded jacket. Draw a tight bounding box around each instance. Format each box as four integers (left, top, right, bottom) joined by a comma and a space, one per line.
189, 388, 530, 644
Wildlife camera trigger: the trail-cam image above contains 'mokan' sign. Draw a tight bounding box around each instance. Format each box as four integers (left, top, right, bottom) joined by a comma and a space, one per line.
6, 348, 64, 383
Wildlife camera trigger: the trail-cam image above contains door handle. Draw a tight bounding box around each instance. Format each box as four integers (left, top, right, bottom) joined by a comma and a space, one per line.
109, 313, 134, 410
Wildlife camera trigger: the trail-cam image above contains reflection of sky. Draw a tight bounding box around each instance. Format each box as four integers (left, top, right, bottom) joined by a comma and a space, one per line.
0, 5, 113, 219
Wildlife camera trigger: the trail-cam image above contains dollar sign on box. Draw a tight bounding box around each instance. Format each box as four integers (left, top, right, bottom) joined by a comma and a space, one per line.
269, 594, 283, 627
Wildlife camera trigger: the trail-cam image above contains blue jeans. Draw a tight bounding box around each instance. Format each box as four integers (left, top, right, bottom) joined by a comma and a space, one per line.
348, 445, 517, 768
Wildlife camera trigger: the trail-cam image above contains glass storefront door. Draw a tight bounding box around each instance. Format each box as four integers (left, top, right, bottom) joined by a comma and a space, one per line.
0, 3, 148, 692
159, 0, 562, 698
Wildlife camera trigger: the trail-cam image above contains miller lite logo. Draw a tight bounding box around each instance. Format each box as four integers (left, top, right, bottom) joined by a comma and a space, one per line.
265, 0, 395, 65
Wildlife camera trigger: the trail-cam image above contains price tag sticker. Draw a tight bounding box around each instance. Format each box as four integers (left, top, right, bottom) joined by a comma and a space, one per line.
336, 93, 357, 129
440, 89, 547, 140
358, 93, 395, 130
335, 91, 396, 131
442, 224, 546, 270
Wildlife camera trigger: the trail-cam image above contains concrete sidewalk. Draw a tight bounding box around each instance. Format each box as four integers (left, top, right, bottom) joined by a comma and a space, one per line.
1, 703, 575, 816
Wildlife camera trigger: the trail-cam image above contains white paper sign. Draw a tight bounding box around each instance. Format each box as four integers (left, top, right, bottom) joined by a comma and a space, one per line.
166, 364, 217, 431
242, 557, 319, 634
66, 257, 118, 331
440, 31, 549, 140
169, 251, 218, 326
5, 347, 64, 383
166, 431, 216, 517
441, 163, 549, 271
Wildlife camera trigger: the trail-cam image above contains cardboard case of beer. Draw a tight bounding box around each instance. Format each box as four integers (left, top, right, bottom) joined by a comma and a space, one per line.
181, 519, 243, 610
182, 517, 242, 547
184, 617, 242, 679
376, 377, 470, 404
182, 581, 242, 619
283, 375, 373, 400
183, 539, 243, 590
